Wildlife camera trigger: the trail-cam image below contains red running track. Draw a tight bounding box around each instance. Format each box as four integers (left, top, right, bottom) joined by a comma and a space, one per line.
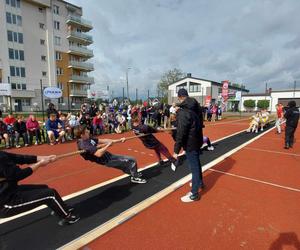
85, 125, 300, 249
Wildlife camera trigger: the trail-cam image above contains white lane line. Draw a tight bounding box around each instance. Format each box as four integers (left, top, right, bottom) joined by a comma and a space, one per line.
209, 169, 300, 193
245, 147, 300, 157
59, 126, 276, 250
205, 118, 249, 126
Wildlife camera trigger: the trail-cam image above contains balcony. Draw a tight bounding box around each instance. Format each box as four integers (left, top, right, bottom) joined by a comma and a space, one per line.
67, 31, 93, 45
69, 75, 94, 84
70, 89, 88, 97
68, 45, 93, 58
66, 15, 93, 31
68, 61, 94, 71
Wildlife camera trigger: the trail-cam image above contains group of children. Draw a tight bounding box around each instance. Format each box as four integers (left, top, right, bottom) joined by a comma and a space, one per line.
246, 109, 270, 133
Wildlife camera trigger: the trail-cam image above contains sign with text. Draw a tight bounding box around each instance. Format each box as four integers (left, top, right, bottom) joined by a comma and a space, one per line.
205, 95, 212, 107
0, 83, 12, 96
221, 80, 229, 111
43, 87, 62, 98
87, 89, 109, 100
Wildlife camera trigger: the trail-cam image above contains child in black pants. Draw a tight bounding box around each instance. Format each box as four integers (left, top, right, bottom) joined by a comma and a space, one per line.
77, 126, 146, 184
131, 114, 177, 171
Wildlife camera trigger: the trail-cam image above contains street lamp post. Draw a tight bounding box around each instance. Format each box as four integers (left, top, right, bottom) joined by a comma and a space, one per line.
126, 67, 131, 99
293, 80, 296, 98
40, 79, 45, 122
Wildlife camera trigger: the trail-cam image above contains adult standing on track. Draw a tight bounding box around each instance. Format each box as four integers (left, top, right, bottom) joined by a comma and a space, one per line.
275, 103, 284, 134
284, 101, 299, 149
0, 151, 80, 225
173, 88, 204, 202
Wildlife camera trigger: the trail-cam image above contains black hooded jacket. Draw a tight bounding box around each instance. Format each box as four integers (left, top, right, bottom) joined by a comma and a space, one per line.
174, 97, 203, 154
284, 102, 299, 128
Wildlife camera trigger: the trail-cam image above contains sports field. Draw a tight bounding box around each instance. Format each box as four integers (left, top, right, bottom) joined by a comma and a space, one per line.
1, 118, 299, 250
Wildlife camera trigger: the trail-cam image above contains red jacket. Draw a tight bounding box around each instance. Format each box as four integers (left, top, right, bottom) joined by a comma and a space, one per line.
26, 118, 40, 130
3, 116, 16, 125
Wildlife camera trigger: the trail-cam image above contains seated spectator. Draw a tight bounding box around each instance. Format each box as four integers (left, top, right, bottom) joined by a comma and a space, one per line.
45, 113, 65, 145
108, 113, 116, 133
0, 118, 10, 148
92, 112, 103, 135
59, 113, 72, 141
14, 115, 29, 148
26, 115, 42, 145
3, 113, 16, 147
69, 113, 80, 139
115, 112, 126, 133
79, 113, 92, 134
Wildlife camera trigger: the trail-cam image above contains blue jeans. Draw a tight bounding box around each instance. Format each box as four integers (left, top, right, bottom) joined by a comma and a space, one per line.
185, 150, 203, 195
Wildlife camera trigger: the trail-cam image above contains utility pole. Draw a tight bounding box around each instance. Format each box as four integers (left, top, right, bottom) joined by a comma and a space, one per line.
122, 87, 125, 103
40, 79, 45, 121
135, 88, 138, 104
7, 77, 12, 113
126, 67, 131, 99
147, 89, 150, 104
293, 80, 296, 98
67, 82, 71, 112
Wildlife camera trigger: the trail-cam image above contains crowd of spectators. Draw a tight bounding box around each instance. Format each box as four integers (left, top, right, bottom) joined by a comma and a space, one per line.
0, 100, 222, 149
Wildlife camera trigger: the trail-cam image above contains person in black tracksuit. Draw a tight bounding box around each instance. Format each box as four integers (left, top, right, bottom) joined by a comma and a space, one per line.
284, 101, 299, 149
0, 152, 79, 225
174, 88, 204, 202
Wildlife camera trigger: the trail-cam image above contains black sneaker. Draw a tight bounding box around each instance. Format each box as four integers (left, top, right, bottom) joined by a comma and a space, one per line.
159, 160, 165, 166
284, 144, 289, 149
58, 213, 80, 226
51, 206, 74, 216
131, 176, 147, 184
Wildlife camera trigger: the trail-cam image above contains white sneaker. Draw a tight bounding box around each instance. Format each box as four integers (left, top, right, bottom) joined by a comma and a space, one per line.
25, 144, 29, 147
16, 145, 21, 148
171, 163, 177, 172
131, 176, 147, 184
34, 141, 38, 145
207, 146, 214, 151
261, 128, 264, 131
180, 192, 200, 202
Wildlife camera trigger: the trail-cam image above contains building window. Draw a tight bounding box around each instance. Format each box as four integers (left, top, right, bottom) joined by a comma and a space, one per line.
18, 33, 23, 43
54, 21, 60, 30
11, 83, 16, 89
21, 84, 26, 90
12, 14, 16, 24
39, 23, 45, 29
6, 12, 12, 23
53, 5, 59, 15
15, 67, 20, 76
22, 99, 31, 106
41, 55, 46, 61
11, 0, 16, 7
42, 71, 47, 76
13, 32, 18, 42
55, 51, 62, 60
176, 82, 187, 93
40, 39, 45, 45
10, 66, 15, 76
9, 48, 14, 59
7, 30, 13, 41
54, 36, 61, 45
189, 83, 201, 93
56, 67, 63, 75
20, 67, 25, 77
14, 50, 19, 60
6, 0, 10, 5
17, 15, 22, 26
19, 50, 24, 60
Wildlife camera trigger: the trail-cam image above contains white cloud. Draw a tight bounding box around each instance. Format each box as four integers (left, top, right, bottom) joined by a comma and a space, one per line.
70, 0, 300, 98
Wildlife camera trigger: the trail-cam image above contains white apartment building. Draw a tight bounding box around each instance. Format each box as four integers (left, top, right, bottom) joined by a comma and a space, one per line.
0, 0, 94, 112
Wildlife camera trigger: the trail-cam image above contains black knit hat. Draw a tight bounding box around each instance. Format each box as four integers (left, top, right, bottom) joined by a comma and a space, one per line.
288, 100, 296, 108
177, 88, 188, 97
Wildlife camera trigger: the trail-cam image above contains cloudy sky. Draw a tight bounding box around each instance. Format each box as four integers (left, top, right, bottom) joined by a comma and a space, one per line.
70, 0, 300, 99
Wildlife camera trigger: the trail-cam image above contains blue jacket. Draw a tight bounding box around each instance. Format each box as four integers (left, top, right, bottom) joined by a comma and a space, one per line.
45, 119, 64, 131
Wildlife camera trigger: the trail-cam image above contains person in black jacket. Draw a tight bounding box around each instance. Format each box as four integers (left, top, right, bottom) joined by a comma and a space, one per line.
284, 101, 299, 149
0, 152, 79, 225
13, 115, 29, 148
173, 88, 204, 202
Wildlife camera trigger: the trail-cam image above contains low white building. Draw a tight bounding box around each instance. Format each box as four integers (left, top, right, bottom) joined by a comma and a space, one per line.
241, 89, 300, 112
168, 73, 249, 110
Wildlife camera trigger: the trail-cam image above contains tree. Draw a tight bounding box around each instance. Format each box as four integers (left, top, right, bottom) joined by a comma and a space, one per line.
257, 100, 270, 110
243, 99, 256, 111
157, 68, 185, 101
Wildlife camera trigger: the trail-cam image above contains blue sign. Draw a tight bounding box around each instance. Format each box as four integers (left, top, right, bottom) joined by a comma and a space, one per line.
43, 87, 62, 98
